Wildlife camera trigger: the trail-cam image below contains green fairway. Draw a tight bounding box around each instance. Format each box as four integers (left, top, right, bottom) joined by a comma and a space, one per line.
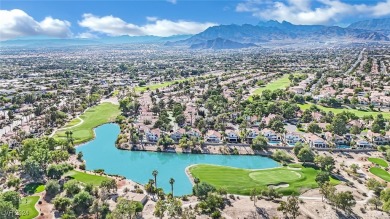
54, 102, 121, 144
189, 164, 340, 195
19, 196, 39, 219
299, 103, 390, 119
368, 157, 389, 168
370, 167, 390, 182
23, 183, 45, 194
249, 74, 291, 101
62, 117, 82, 128
64, 170, 109, 186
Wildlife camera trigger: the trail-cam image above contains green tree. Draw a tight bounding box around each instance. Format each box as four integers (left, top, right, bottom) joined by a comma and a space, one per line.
251, 135, 268, 150
319, 182, 336, 202
334, 191, 356, 214
307, 122, 322, 133
73, 191, 93, 214
198, 193, 224, 214
53, 196, 72, 213
193, 182, 216, 200
111, 198, 143, 219
331, 114, 348, 136
366, 178, 385, 196
277, 196, 301, 219
367, 197, 382, 210
100, 178, 117, 193
315, 171, 330, 187
250, 188, 257, 206
169, 178, 175, 197
64, 180, 81, 196
152, 170, 158, 188
380, 188, 390, 212
0, 199, 17, 219
293, 142, 305, 156
1, 191, 20, 208
349, 164, 359, 174
297, 147, 315, 164
46, 180, 61, 197
154, 200, 167, 219
314, 155, 335, 172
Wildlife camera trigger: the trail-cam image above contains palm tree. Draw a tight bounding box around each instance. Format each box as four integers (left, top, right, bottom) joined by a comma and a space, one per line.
194, 177, 200, 190
152, 170, 158, 188
169, 178, 175, 197
65, 131, 70, 141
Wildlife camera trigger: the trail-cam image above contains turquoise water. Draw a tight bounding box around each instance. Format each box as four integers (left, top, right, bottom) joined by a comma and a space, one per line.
77, 123, 280, 196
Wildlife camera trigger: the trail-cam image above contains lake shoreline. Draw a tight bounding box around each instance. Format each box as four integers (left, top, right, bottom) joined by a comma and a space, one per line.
77, 123, 280, 196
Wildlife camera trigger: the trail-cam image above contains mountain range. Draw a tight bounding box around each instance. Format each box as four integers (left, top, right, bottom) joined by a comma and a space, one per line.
1, 18, 390, 49
171, 18, 390, 49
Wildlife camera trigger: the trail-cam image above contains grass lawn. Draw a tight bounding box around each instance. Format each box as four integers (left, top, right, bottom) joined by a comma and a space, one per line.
370, 167, 390, 182
64, 170, 109, 186
62, 117, 82, 128
134, 79, 186, 92
368, 157, 389, 168
249, 74, 292, 101
190, 164, 340, 195
19, 196, 39, 219
54, 102, 121, 144
23, 183, 45, 194
298, 102, 390, 119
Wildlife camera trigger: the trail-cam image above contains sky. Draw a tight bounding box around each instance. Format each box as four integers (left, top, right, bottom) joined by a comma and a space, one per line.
1, 0, 390, 40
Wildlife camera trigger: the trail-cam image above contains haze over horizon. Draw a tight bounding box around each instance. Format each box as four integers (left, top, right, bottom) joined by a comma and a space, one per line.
1, 0, 390, 41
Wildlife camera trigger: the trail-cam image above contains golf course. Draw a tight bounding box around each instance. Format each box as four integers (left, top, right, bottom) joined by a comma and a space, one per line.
370, 167, 390, 182
54, 102, 121, 144
64, 170, 110, 186
299, 102, 390, 119
19, 196, 39, 219
249, 74, 291, 101
190, 164, 340, 195
368, 157, 389, 168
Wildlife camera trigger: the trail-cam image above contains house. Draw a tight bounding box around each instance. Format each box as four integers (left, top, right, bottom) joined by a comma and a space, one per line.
145, 129, 160, 142
304, 133, 328, 148
246, 129, 259, 143
186, 128, 201, 139
284, 132, 304, 146
226, 131, 239, 143
206, 130, 221, 143
170, 128, 186, 141
356, 140, 372, 148
323, 132, 349, 146
367, 130, 389, 145
261, 128, 281, 142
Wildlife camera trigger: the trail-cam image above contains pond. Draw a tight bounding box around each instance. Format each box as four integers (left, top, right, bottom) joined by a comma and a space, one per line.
77, 123, 280, 196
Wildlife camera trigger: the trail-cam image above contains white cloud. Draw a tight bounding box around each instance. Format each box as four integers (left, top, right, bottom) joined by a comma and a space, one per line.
77, 32, 98, 39
236, 0, 390, 25
146, 16, 158, 22
78, 14, 216, 37
167, 0, 177, 4
0, 9, 71, 40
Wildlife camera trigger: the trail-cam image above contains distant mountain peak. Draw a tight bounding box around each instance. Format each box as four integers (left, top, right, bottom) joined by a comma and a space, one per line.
348, 18, 390, 31
190, 38, 257, 50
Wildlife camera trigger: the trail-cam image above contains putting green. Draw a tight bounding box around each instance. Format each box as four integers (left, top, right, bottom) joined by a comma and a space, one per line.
249, 169, 302, 184
190, 164, 340, 195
